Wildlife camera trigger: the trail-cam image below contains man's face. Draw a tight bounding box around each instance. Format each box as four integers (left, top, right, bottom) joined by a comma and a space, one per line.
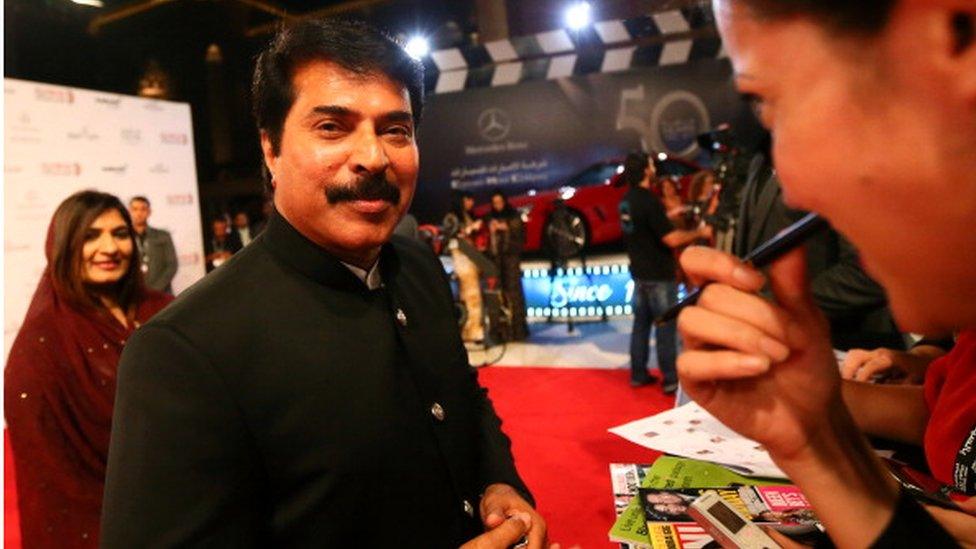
213, 220, 228, 238
128, 200, 150, 227
715, 0, 976, 332
234, 212, 249, 229
262, 60, 418, 265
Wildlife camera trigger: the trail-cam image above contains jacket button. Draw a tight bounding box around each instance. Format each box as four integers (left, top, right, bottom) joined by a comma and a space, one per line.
395, 308, 408, 327
463, 499, 475, 517
431, 402, 446, 421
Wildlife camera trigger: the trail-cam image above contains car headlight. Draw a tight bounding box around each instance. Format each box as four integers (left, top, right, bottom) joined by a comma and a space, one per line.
517, 204, 533, 223
559, 186, 576, 200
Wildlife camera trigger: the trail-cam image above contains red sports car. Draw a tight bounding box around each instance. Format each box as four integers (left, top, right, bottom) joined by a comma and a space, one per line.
474, 153, 703, 256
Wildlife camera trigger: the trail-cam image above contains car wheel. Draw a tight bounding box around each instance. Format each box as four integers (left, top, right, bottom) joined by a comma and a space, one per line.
544, 206, 588, 259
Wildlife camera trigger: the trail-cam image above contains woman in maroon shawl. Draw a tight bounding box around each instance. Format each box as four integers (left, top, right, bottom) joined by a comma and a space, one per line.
5, 190, 173, 548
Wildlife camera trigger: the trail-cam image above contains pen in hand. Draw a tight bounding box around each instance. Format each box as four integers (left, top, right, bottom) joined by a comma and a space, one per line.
655, 212, 829, 325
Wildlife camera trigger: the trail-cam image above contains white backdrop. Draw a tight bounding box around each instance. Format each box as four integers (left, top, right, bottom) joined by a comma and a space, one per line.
4, 78, 206, 359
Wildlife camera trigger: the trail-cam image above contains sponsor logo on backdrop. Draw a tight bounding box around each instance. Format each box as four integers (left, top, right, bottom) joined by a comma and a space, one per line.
651, 91, 710, 157
12, 190, 49, 213
478, 108, 511, 143
34, 86, 74, 104
167, 193, 194, 206
121, 128, 142, 144
5, 164, 24, 174
67, 126, 100, 141
149, 163, 170, 174
101, 164, 128, 175
95, 96, 122, 108
10, 112, 42, 143
160, 132, 188, 145
178, 252, 201, 266
42, 162, 82, 176
616, 85, 710, 157
5, 86, 16, 95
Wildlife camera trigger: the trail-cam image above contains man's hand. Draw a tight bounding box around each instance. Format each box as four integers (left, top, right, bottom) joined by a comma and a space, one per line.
841, 346, 942, 384
480, 483, 547, 549
459, 512, 531, 549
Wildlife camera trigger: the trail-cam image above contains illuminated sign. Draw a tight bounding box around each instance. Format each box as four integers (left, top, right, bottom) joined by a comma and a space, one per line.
522, 264, 634, 320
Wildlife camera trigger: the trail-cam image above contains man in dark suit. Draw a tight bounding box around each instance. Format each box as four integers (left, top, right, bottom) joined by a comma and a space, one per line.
128, 196, 178, 293
101, 19, 543, 549
736, 149, 904, 351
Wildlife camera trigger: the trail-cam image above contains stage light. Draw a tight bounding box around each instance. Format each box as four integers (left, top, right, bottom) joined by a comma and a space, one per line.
564, 1, 592, 30
71, 0, 104, 6
404, 36, 430, 60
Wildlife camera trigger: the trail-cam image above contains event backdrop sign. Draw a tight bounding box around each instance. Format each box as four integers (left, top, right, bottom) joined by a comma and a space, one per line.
4, 78, 206, 359
413, 58, 758, 223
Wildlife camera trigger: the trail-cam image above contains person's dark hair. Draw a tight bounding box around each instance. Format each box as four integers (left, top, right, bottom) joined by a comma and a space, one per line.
736, 0, 895, 35
48, 190, 143, 312
252, 18, 425, 158
489, 188, 516, 216
623, 152, 650, 187
129, 195, 150, 207
450, 190, 474, 217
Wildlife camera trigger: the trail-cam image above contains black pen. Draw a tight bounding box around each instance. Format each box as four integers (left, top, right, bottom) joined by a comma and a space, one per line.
655, 212, 829, 325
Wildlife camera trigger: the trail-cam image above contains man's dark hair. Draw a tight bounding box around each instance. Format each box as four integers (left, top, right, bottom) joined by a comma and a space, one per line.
736, 0, 895, 35
129, 196, 150, 207
252, 18, 425, 157
623, 152, 650, 187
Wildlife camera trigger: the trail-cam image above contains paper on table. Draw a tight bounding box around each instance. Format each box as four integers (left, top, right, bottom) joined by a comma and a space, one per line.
608, 402, 788, 479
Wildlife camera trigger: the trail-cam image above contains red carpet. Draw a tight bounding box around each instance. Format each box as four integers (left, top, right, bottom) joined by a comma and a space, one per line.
4, 367, 669, 548
477, 366, 670, 548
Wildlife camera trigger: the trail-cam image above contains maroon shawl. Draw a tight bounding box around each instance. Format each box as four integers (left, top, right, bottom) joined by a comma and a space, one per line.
4, 270, 172, 548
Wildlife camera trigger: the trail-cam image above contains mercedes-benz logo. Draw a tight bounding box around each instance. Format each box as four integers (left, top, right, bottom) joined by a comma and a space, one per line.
478, 108, 511, 143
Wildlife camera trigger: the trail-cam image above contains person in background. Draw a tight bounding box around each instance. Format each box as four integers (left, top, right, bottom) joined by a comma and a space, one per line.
487, 189, 528, 341
204, 215, 242, 272
127, 196, 178, 294
736, 147, 904, 352
444, 190, 493, 342
232, 211, 256, 246
676, 0, 976, 545
619, 152, 712, 393
101, 18, 543, 548
5, 190, 172, 548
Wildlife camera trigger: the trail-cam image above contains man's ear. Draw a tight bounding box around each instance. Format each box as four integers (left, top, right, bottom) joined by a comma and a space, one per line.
259, 131, 278, 181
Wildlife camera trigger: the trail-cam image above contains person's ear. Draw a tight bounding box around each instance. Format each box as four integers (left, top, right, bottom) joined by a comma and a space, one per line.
259, 131, 278, 183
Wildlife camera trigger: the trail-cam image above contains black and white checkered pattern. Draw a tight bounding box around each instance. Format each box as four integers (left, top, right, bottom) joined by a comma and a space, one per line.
425, 7, 724, 94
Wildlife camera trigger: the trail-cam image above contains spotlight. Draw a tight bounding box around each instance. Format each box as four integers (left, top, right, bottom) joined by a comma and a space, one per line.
404, 36, 430, 60
564, 1, 592, 30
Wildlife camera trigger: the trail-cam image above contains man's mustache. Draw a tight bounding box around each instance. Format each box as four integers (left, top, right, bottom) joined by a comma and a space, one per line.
325, 174, 401, 206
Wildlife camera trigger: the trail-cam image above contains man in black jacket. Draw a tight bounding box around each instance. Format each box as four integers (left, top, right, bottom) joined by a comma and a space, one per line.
101, 19, 542, 548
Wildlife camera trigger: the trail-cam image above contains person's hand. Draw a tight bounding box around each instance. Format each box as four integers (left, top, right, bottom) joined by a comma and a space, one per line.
841, 347, 939, 384
459, 512, 531, 549
676, 246, 840, 461
698, 223, 714, 241
923, 498, 976, 547
480, 483, 547, 549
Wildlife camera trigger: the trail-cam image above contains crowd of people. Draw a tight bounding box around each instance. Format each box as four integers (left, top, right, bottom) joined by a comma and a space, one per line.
5, 1, 976, 547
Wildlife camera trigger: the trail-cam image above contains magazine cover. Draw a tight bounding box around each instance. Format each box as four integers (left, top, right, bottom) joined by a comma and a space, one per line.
638, 486, 820, 548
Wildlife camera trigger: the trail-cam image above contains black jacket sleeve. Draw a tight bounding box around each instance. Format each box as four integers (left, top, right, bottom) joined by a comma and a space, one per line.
100, 323, 268, 548
869, 490, 959, 548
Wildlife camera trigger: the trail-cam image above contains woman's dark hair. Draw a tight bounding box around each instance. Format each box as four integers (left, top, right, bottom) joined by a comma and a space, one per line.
489, 188, 516, 216
736, 0, 896, 35
48, 190, 143, 312
252, 18, 425, 157
450, 190, 474, 217
623, 152, 650, 187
